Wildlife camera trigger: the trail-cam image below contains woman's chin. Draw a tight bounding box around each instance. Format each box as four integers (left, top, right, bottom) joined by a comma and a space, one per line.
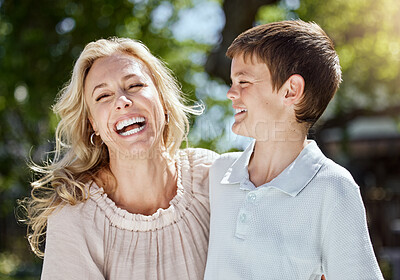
108, 138, 162, 161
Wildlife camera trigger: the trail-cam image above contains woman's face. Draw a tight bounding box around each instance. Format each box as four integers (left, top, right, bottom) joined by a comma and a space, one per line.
84, 52, 166, 159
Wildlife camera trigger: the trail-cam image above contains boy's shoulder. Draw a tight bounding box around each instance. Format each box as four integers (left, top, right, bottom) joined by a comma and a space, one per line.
209, 151, 242, 186
211, 151, 242, 171
316, 156, 360, 193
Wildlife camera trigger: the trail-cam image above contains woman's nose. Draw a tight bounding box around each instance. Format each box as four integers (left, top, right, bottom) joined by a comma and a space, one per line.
115, 95, 132, 110
227, 86, 239, 100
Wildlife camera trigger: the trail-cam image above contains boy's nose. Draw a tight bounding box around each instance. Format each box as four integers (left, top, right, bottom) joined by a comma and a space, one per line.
227, 86, 239, 100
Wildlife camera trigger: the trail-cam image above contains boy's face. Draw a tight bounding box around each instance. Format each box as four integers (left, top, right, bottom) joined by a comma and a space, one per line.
227, 54, 287, 140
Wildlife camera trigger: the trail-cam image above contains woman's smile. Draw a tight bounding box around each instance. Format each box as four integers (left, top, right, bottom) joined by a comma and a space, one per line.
114, 115, 147, 136
84, 53, 166, 155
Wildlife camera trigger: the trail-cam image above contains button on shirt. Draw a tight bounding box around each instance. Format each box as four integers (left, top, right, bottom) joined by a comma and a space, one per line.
204, 140, 384, 280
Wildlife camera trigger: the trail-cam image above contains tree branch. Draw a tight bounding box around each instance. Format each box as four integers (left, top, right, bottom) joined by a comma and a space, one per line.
315, 105, 400, 132
205, 0, 279, 83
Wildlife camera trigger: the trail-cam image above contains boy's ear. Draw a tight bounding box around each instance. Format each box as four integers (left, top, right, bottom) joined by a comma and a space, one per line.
283, 74, 305, 106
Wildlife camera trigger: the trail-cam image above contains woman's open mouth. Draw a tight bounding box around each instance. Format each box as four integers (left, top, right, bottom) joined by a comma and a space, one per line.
115, 116, 147, 136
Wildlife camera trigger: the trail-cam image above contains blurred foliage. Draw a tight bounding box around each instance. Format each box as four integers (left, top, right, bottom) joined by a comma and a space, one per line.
257, 0, 400, 119
0, 0, 399, 278
295, 0, 400, 116
0, 0, 211, 277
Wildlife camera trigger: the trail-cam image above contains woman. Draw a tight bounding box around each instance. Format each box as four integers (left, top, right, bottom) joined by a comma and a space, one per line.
21, 37, 218, 279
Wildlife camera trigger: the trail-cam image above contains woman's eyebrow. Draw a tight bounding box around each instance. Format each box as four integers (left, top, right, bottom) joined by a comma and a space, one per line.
122, 74, 138, 81
92, 83, 107, 96
91, 74, 140, 96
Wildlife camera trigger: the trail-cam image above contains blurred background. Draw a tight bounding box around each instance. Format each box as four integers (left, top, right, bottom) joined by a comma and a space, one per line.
0, 0, 399, 279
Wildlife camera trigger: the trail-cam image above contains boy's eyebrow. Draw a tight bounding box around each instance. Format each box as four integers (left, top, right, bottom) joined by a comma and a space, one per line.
231, 71, 254, 80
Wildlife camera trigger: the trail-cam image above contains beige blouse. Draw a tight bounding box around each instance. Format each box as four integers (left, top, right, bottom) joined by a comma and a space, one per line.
41, 148, 219, 280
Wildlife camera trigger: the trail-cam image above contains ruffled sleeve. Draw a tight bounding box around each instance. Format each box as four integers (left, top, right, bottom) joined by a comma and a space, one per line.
42, 201, 105, 279
182, 147, 219, 199
178, 148, 219, 230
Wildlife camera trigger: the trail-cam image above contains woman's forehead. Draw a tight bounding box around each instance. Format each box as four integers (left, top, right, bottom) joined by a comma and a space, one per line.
93, 53, 151, 76
85, 53, 154, 89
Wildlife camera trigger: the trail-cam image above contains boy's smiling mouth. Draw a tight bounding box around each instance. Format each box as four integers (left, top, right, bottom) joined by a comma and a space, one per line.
234, 108, 247, 115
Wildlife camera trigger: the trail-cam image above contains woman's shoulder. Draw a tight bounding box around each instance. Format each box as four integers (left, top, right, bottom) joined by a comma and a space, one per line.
178, 148, 219, 193
48, 193, 98, 231
48, 199, 93, 224
45, 201, 91, 249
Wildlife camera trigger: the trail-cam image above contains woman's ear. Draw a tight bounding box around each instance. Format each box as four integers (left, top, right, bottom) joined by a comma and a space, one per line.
88, 117, 98, 135
283, 74, 305, 106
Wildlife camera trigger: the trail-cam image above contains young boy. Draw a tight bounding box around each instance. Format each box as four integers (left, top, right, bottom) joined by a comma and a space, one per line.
204, 20, 384, 280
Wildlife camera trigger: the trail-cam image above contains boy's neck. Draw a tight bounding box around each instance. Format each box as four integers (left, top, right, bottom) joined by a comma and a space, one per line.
248, 135, 308, 187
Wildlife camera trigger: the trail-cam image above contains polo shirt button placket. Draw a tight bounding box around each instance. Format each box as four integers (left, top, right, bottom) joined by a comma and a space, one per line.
235, 208, 250, 240
247, 192, 257, 204
235, 192, 258, 240
239, 212, 247, 223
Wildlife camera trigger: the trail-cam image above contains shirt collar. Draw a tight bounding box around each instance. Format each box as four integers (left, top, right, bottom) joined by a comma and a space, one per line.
220, 140, 326, 197
220, 139, 255, 185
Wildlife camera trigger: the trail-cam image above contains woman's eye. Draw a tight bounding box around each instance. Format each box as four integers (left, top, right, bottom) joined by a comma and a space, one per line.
95, 94, 110, 102
128, 83, 144, 89
239, 81, 249, 85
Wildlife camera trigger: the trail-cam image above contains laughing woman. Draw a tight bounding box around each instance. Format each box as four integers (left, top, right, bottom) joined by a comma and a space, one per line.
20, 38, 218, 279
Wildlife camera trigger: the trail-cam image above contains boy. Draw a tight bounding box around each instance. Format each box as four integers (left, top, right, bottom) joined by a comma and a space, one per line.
204, 20, 384, 279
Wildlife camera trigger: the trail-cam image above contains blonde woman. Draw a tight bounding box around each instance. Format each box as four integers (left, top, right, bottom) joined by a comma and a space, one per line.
20, 37, 218, 279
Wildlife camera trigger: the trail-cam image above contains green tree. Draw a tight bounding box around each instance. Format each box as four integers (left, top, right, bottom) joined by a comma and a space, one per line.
1, 0, 399, 278
0, 0, 209, 277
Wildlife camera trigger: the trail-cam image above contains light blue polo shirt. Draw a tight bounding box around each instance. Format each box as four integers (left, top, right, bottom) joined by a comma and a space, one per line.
204, 140, 383, 280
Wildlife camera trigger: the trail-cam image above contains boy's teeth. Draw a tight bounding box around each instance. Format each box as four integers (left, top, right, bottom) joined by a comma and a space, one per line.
235, 108, 247, 114
116, 117, 145, 131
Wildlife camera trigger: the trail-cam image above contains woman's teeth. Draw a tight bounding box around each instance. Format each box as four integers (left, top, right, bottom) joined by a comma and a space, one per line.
116, 117, 145, 130
120, 124, 146, 136
116, 117, 146, 136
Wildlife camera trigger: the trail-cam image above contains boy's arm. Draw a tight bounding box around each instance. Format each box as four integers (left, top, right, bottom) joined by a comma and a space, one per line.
321, 186, 384, 279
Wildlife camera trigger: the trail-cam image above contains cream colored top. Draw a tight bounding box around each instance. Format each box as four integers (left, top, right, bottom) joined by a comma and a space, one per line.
41, 148, 218, 280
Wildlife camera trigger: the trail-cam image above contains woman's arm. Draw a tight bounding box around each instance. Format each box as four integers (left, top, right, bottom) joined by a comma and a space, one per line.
41, 203, 105, 280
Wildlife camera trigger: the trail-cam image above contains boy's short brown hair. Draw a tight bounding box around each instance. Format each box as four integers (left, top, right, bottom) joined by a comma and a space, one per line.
226, 20, 342, 126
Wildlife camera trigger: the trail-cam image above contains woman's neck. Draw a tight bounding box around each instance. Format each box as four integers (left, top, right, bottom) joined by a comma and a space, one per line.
104, 148, 177, 215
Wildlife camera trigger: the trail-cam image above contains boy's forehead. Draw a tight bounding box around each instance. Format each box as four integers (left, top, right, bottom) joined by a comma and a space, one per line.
231, 54, 269, 78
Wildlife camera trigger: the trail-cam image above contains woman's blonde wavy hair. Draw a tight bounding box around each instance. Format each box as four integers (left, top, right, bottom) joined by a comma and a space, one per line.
19, 37, 202, 257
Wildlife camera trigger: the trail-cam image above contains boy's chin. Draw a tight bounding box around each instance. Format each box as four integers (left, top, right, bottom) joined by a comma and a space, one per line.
231, 123, 249, 138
